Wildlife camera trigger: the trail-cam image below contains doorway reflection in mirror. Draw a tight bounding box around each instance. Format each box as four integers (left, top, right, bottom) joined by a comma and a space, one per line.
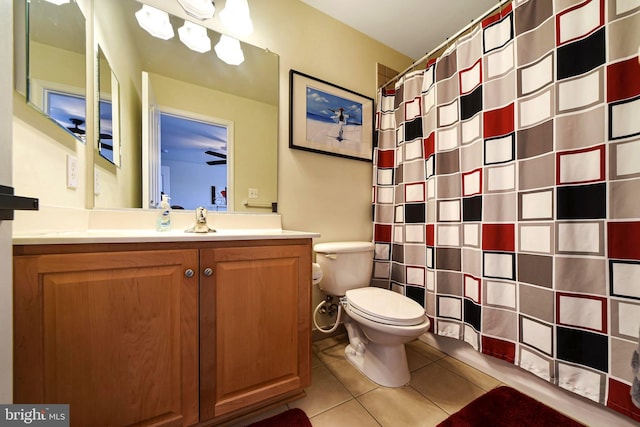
98, 99, 114, 163
159, 112, 230, 211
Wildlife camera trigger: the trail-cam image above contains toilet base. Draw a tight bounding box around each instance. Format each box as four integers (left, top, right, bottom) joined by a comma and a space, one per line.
344, 341, 411, 387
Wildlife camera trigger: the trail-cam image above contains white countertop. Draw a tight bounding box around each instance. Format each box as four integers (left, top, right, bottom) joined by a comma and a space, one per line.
12, 205, 320, 245
13, 229, 320, 245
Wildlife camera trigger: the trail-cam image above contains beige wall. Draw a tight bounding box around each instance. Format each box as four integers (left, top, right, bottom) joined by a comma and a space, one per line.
13, 100, 88, 209
27, 41, 86, 109
244, 0, 411, 242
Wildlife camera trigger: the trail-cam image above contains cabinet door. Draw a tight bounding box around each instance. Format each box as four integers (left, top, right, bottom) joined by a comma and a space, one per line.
200, 243, 311, 420
14, 249, 199, 427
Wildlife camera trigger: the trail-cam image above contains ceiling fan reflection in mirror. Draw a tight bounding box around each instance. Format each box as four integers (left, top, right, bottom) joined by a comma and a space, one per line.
66, 117, 87, 142
99, 132, 113, 152
205, 149, 227, 165
66, 117, 112, 149
67, 118, 85, 135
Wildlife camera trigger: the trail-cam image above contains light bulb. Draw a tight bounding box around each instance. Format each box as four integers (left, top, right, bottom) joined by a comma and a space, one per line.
177, 0, 216, 20
214, 34, 244, 65
135, 5, 174, 40
178, 21, 212, 53
219, 0, 253, 36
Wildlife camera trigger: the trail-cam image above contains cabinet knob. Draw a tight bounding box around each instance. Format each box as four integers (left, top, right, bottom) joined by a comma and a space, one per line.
203, 267, 213, 277
184, 269, 195, 278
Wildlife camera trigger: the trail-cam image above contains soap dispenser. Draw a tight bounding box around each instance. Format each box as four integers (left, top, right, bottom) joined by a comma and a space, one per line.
157, 194, 171, 231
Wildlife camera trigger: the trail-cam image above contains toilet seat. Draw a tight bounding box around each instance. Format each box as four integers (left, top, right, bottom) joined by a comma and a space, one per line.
345, 287, 426, 326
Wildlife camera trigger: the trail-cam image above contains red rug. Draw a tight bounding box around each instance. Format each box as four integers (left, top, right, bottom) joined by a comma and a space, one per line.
246, 408, 312, 427
437, 386, 586, 427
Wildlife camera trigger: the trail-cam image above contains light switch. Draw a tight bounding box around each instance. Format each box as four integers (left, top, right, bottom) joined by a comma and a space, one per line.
94, 170, 101, 195
67, 155, 78, 189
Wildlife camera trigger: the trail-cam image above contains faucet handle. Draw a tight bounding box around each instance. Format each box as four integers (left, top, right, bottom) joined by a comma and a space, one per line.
196, 206, 207, 222
185, 207, 216, 233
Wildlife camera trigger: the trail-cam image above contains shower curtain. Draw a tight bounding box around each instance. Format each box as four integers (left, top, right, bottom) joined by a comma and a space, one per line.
372, 0, 640, 420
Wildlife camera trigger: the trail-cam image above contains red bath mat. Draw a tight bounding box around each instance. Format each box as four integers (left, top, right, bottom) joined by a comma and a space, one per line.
246, 408, 312, 427
437, 385, 585, 427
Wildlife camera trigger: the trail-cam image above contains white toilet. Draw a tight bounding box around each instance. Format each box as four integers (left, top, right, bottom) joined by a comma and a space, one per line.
314, 241, 430, 387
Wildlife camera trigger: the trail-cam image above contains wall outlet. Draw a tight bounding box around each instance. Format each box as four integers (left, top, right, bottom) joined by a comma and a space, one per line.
248, 188, 258, 199
67, 155, 78, 189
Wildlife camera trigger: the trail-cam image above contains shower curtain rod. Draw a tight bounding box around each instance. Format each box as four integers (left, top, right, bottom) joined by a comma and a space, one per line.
383, 0, 509, 89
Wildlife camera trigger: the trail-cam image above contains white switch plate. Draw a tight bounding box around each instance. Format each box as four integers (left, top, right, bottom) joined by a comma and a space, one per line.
67, 155, 78, 189
248, 188, 258, 199
94, 169, 101, 195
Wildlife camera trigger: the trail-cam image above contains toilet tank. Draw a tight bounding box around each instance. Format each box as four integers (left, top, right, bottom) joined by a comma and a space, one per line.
314, 241, 374, 296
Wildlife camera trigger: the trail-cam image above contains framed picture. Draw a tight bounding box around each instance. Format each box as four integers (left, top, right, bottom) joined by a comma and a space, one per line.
289, 70, 374, 162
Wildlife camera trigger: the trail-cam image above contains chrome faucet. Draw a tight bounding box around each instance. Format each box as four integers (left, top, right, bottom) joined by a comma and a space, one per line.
185, 206, 216, 233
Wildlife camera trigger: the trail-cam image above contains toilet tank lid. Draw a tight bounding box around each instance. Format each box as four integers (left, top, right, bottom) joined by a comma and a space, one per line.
314, 241, 375, 253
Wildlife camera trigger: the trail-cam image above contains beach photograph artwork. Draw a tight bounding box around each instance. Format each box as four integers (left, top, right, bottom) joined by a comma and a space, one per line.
305, 85, 363, 149
289, 70, 373, 161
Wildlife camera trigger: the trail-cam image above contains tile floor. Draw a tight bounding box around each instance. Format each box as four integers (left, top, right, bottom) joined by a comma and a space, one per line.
232, 334, 506, 426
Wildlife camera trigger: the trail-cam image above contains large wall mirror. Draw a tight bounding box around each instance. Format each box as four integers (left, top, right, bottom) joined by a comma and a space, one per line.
26, 0, 87, 142
93, 0, 279, 212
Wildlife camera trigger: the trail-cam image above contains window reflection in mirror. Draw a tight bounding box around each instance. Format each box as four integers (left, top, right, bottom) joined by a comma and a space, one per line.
27, 0, 86, 142
159, 112, 230, 211
44, 91, 86, 141
98, 100, 114, 161
97, 46, 121, 166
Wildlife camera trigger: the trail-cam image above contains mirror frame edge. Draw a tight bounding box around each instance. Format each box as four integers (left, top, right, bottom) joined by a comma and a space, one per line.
84, 0, 95, 210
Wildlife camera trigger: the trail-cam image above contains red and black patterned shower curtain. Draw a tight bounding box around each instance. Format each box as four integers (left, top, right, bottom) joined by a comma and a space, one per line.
372, 0, 640, 420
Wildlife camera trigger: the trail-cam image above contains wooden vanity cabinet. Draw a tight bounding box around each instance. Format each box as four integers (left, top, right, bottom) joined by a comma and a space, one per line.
13, 247, 200, 427
12, 239, 312, 427
199, 243, 312, 422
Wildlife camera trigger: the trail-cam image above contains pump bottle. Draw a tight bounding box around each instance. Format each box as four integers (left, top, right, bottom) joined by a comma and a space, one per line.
157, 194, 171, 231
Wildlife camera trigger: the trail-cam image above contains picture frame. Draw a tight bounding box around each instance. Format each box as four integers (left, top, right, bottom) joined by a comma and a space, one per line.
289, 70, 374, 162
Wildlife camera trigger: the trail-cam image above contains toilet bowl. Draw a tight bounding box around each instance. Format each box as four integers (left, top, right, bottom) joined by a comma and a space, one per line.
314, 241, 430, 387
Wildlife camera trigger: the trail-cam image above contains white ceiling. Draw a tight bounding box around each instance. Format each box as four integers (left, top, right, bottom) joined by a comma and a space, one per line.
300, 0, 499, 60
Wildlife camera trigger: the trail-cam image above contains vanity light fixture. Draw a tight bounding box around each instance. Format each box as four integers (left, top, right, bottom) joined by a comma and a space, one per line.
135, 4, 174, 40
177, 0, 215, 20
178, 21, 212, 53
214, 34, 244, 65
219, 0, 253, 36
42, 0, 71, 5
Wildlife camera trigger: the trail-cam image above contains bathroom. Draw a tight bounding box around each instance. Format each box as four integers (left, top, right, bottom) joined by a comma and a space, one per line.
2, 0, 640, 426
